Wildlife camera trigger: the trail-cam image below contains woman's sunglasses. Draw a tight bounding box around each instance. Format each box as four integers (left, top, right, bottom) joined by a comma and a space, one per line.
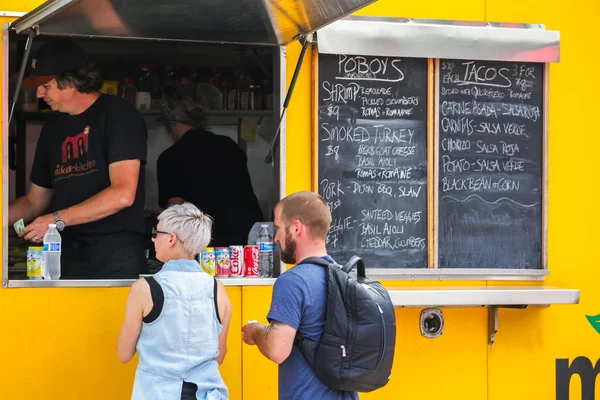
152, 227, 172, 239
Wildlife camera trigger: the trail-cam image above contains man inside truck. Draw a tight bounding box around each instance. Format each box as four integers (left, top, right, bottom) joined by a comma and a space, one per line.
8, 38, 148, 279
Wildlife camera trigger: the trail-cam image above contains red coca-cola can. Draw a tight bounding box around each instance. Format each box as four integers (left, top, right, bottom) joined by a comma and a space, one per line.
244, 245, 259, 277
229, 246, 245, 277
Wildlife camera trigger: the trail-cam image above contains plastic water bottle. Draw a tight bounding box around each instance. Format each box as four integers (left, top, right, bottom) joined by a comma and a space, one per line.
43, 224, 61, 280
257, 224, 273, 278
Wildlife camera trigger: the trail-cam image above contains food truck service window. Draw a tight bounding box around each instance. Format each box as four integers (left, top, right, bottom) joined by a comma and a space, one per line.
314, 17, 559, 280
2, 33, 286, 288
2, 0, 376, 288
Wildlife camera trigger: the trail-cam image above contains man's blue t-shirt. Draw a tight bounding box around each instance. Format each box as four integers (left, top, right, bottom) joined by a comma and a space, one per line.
266, 256, 359, 400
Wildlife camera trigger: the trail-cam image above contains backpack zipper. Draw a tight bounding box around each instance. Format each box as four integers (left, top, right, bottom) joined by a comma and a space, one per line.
374, 302, 386, 370
341, 345, 346, 357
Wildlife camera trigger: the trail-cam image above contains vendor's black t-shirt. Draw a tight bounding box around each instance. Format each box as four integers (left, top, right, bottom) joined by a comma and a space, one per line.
157, 129, 263, 246
30, 94, 147, 236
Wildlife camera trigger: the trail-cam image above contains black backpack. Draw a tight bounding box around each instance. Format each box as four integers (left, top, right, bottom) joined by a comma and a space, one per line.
294, 256, 396, 392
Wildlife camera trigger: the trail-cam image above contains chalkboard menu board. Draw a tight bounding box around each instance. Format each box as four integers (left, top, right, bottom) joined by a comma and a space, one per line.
317, 54, 428, 268
438, 59, 544, 268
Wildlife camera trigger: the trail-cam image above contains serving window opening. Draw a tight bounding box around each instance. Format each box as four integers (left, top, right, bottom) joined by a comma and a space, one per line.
4, 31, 285, 285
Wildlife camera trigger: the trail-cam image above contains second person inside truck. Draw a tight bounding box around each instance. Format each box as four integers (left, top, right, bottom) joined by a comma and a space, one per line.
156, 85, 264, 247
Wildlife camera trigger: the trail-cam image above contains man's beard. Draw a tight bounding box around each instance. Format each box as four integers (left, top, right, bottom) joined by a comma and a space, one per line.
280, 229, 297, 264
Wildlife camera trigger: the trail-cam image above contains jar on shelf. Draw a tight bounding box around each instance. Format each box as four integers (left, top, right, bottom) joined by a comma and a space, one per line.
120, 77, 137, 107
263, 78, 274, 110
135, 64, 154, 112
238, 80, 250, 111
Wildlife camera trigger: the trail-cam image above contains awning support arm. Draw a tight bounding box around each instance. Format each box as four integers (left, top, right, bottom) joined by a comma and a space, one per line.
9, 28, 36, 125
488, 306, 498, 345
488, 305, 528, 345
265, 33, 313, 164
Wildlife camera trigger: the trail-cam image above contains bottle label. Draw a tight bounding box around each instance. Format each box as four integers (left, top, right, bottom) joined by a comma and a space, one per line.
240, 92, 249, 110
135, 92, 152, 111
225, 90, 236, 109
258, 242, 273, 252
43, 243, 61, 252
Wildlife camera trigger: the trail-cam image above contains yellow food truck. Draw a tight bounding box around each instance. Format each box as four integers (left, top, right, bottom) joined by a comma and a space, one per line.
0, 0, 596, 399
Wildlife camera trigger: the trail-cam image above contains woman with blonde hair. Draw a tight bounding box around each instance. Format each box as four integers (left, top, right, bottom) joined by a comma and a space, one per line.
117, 203, 231, 399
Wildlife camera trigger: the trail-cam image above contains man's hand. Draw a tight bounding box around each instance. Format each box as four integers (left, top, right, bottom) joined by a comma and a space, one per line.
8, 183, 53, 227
21, 214, 54, 243
242, 320, 296, 364
242, 322, 264, 345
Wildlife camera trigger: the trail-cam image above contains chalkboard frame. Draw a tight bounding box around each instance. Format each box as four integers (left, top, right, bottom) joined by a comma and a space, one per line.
312, 50, 435, 269
311, 50, 549, 275
433, 59, 549, 270
542, 63, 549, 270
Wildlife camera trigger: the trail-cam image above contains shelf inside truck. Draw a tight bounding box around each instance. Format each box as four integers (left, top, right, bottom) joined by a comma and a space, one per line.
16, 109, 273, 122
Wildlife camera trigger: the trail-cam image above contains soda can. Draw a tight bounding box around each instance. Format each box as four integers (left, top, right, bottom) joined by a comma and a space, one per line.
200, 247, 216, 276
215, 247, 231, 277
244, 245, 259, 277
229, 246, 245, 277
27, 246, 44, 280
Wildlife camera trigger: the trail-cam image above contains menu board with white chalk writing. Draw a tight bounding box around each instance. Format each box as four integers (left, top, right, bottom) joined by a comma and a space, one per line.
438, 59, 544, 269
317, 53, 429, 268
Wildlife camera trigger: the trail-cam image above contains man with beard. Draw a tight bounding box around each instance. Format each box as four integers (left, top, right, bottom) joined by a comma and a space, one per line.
241, 191, 358, 400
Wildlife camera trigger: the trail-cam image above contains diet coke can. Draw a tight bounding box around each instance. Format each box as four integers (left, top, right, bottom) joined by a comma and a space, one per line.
244, 245, 259, 277
229, 246, 245, 277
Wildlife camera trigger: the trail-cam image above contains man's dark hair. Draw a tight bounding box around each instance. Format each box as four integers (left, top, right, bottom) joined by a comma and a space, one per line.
55, 64, 103, 93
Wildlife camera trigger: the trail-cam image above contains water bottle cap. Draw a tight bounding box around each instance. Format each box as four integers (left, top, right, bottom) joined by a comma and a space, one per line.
49, 224, 56, 228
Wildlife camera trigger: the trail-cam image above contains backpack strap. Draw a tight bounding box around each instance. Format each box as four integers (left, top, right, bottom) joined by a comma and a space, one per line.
297, 256, 365, 278
342, 255, 366, 279
293, 256, 334, 369
293, 334, 319, 369
295, 256, 332, 268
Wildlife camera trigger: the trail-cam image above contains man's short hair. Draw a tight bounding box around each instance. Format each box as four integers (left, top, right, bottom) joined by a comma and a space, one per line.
55, 64, 103, 93
158, 203, 213, 257
276, 191, 332, 240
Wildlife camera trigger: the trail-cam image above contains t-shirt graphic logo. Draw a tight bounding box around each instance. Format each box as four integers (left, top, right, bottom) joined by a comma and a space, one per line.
61, 127, 90, 163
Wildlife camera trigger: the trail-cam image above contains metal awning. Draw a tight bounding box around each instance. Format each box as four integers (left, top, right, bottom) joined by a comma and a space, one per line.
10, 0, 376, 46
317, 16, 561, 62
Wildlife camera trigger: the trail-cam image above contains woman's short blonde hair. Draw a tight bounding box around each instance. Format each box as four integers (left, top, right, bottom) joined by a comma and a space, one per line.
158, 203, 213, 256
